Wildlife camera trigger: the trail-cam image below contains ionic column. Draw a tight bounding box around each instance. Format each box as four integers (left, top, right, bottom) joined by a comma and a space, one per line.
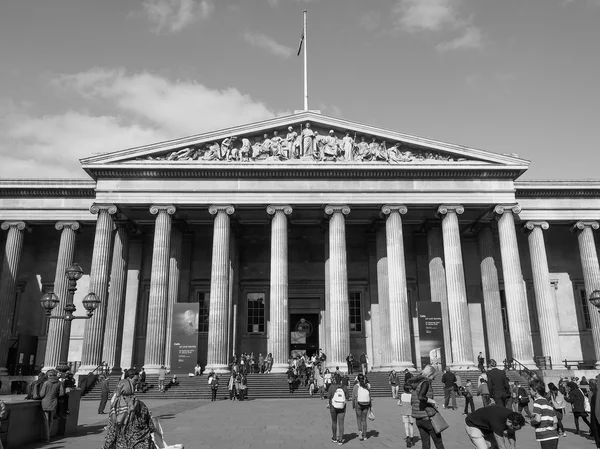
573, 221, 600, 368
44, 221, 79, 372
79, 204, 117, 373
102, 223, 131, 375
524, 221, 564, 369
375, 226, 391, 368
143, 205, 175, 374
267, 205, 292, 373
427, 226, 452, 366
494, 205, 536, 369
476, 225, 507, 364
325, 205, 351, 368
0, 221, 27, 375
382, 205, 414, 369
165, 225, 183, 369
205, 205, 234, 373
437, 205, 475, 369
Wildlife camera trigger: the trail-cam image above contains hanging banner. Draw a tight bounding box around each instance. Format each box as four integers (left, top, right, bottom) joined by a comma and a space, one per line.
170, 303, 199, 374
417, 302, 445, 371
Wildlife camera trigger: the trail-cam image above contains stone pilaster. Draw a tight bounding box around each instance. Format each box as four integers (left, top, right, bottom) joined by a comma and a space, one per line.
325, 205, 351, 368
164, 225, 183, 369
524, 221, 564, 369
427, 226, 452, 366
267, 205, 292, 373
0, 221, 27, 375
102, 223, 131, 375
143, 205, 175, 374
476, 225, 507, 364
375, 226, 391, 367
382, 205, 414, 369
437, 205, 475, 369
79, 204, 117, 373
205, 205, 234, 373
44, 221, 79, 371
573, 221, 600, 368
494, 205, 536, 369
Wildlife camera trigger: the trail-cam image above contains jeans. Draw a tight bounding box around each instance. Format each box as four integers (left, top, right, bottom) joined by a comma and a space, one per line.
573, 411, 591, 432
98, 393, 108, 413
416, 417, 445, 449
464, 396, 475, 414
211, 388, 218, 401
355, 404, 369, 436
491, 393, 508, 408
361, 363, 368, 375
391, 385, 399, 399
347, 362, 353, 374
554, 408, 564, 433
43, 410, 56, 442
481, 394, 491, 407
444, 387, 457, 409
465, 424, 497, 449
330, 407, 346, 440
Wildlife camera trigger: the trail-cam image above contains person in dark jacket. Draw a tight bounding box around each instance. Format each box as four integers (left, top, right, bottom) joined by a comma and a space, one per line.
409, 365, 445, 449
486, 359, 510, 408
441, 367, 457, 410
566, 381, 591, 435
589, 376, 600, 447
40, 369, 65, 443
98, 375, 110, 414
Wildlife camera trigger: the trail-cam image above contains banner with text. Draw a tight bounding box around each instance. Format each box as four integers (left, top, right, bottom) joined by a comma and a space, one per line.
417, 302, 445, 371
170, 303, 199, 374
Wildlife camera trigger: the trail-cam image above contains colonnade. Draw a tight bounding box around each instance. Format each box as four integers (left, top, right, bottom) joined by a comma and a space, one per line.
1, 202, 599, 375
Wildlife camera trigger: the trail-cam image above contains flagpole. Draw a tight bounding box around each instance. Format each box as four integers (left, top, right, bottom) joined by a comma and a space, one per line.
303, 10, 308, 111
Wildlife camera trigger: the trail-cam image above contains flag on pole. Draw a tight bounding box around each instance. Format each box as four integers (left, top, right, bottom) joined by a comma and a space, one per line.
297, 28, 304, 56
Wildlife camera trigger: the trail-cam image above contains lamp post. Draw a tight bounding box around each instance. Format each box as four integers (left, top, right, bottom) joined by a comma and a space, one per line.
589, 290, 600, 313
40, 263, 100, 372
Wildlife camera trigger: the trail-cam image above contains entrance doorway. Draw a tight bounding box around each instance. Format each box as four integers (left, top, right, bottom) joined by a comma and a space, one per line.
290, 313, 319, 358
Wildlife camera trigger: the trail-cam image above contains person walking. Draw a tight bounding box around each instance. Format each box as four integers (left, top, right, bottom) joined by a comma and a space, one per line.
389, 370, 399, 399
463, 380, 476, 415
39, 369, 65, 443
464, 406, 525, 448
157, 365, 167, 393
352, 373, 373, 441
517, 381, 533, 419
399, 384, 415, 447
547, 382, 566, 437
346, 353, 354, 375
565, 380, 591, 435
359, 352, 368, 375
486, 359, 510, 407
328, 380, 349, 445
478, 379, 491, 407
98, 374, 110, 414
530, 379, 559, 449
408, 365, 445, 449
441, 367, 457, 410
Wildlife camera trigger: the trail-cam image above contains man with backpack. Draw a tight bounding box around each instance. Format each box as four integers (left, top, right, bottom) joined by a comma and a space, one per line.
328, 380, 349, 445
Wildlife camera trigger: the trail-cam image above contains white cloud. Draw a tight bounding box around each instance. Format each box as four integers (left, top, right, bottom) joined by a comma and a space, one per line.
436, 25, 483, 51
0, 69, 285, 178
142, 0, 214, 33
243, 32, 294, 59
359, 11, 382, 32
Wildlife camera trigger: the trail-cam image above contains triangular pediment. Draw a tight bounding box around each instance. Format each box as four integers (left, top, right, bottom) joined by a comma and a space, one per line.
80, 112, 529, 178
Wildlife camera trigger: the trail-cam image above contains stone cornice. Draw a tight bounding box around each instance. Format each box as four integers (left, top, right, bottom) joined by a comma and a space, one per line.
0, 179, 96, 198
515, 181, 600, 198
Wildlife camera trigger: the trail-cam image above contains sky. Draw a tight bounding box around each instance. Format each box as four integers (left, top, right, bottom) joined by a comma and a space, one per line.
1, 0, 599, 180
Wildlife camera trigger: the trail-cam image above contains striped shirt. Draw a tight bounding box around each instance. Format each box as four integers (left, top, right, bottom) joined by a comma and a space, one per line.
532, 397, 559, 441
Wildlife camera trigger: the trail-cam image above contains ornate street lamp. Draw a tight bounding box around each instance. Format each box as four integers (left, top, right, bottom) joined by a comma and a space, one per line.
589, 290, 600, 312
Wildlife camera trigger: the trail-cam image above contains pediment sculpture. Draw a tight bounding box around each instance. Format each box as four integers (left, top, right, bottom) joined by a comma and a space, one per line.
136, 122, 463, 164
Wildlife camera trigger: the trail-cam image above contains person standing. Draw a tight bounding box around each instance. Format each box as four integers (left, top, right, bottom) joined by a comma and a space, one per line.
40, 369, 65, 443
265, 353, 273, 373
547, 382, 566, 437
399, 384, 415, 447
464, 406, 525, 449
477, 379, 491, 407
441, 367, 457, 410
517, 382, 533, 419
529, 380, 559, 449
227, 373, 236, 401
477, 352, 485, 373
210, 374, 219, 401
138, 368, 146, 392
389, 370, 399, 399
487, 359, 510, 408
359, 352, 368, 375
409, 365, 445, 449
258, 353, 265, 374
463, 380, 476, 415
328, 380, 349, 445
98, 375, 110, 414
346, 353, 354, 375
157, 365, 167, 393
352, 374, 373, 442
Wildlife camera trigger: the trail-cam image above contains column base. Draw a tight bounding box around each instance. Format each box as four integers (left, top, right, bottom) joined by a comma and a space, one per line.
448, 362, 478, 371
204, 364, 230, 374
269, 363, 290, 374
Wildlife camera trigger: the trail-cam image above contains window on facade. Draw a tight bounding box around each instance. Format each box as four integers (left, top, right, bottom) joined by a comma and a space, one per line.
247, 293, 265, 333
349, 292, 362, 332
500, 289, 509, 332
198, 292, 210, 333
579, 288, 592, 330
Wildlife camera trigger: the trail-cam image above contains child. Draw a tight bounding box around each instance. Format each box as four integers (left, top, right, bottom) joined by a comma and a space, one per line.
398, 384, 415, 447
478, 378, 491, 407
462, 380, 475, 415
308, 377, 315, 397
530, 379, 559, 448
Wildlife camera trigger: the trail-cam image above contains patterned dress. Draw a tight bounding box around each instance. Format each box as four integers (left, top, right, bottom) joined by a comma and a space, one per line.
102, 399, 155, 449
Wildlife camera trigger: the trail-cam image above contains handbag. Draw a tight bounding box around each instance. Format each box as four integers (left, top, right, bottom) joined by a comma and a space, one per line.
367, 410, 375, 421
430, 412, 449, 434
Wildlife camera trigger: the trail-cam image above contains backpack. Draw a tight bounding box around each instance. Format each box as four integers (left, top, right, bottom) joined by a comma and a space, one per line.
332, 388, 346, 409
357, 386, 370, 404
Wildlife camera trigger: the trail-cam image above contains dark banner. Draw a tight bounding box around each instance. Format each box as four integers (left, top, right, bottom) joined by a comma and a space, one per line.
417, 302, 445, 371
170, 303, 199, 374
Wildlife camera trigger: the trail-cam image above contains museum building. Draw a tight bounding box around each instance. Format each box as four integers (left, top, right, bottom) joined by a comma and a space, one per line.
1, 111, 599, 376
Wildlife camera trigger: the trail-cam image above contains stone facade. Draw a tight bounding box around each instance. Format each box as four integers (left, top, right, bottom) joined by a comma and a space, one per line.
1, 112, 599, 375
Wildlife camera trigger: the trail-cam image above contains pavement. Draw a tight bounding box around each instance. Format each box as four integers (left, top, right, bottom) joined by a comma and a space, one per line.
15, 395, 600, 448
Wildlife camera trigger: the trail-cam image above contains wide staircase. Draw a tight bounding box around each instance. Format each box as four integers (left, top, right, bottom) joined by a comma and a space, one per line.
81, 369, 530, 401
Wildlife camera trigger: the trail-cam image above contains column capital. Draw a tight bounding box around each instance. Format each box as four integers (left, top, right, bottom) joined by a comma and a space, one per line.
325, 204, 350, 216
267, 205, 292, 216
381, 204, 407, 215
209, 205, 235, 216
90, 203, 118, 215
494, 204, 521, 215
55, 221, 80, 231
573, 221, 600, 232
150, 204, 176, 215
524, 221, 549, 232
1, 221, 26, 231
437, 204, 464, 216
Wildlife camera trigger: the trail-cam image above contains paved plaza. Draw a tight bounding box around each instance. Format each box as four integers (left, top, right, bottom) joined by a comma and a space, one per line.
14, 395, 599, 449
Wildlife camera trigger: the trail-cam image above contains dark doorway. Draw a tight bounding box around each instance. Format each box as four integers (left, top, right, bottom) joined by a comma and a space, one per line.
290, 313, 319, 358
